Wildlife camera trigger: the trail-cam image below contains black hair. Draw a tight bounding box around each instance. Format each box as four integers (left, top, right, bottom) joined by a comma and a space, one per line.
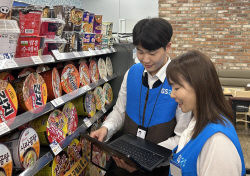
133, 18, 173, 51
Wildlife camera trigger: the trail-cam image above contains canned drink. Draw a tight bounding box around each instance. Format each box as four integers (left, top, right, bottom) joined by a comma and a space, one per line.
0, 127, 40, 170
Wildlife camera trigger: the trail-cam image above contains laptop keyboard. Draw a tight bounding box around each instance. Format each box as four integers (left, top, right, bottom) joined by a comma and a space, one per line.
109, 139, 163, 168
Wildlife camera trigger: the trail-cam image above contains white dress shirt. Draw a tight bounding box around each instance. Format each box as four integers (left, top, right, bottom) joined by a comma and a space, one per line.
102, 57, 192, 150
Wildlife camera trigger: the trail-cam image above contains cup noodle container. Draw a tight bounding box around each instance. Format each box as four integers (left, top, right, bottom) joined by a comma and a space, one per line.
62, 31, 75, 52
97, 58, 107, 79
42, 38, 67, 55
94, 34, 102, 50
103, 83, 113, 105
0, 80, 18, 126
62, 102, 78, 135
71, 8, 84, 32
12, 72, 47, 112
19, 10, 42, 36
36, 64, 50, 74
67, 139, 82, 170
93, 15, 102, 34
79, 62, 90, 87
39, 68, 62, 101
93, 87, 105, 111
0, 127, 40, 170
53, 5, 75, 31
29, 110, 68, 145
27, 5, 50, 18
40, 18, 65, 39
18, 67, 35, 78
0, 0, 14, 19
106, 57, 113, 76
0, 72, 14, 82
15, 36, 45, 58
71, 91, 96, 117
0, 143, 13, 176
89, 33, 95, 50
79, 132, 90, 156
0, 20, 20, 60
61, 64, 80, 94
36, 151, 69, 176
101, 22, 113, 37
89, 60, 99, 83
82, 34, 90, 51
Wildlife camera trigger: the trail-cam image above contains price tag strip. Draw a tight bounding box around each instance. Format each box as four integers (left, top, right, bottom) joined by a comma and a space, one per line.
103, 77, 109, 82
83, 118, 92, 128
73, 52, 81, 57
49, 141, 63, 156
52, 50, 65, 60
83, 51, 91, 56
31, 56, 43, 64
0, 122, 10, 136
51, 97, 64, 107
3, 59, 18, 69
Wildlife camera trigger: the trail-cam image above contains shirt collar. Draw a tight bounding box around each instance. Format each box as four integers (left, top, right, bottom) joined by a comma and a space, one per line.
143, 56, 171, 83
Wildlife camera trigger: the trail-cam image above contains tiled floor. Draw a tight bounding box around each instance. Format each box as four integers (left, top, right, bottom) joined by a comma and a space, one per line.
236, 122, 250, 170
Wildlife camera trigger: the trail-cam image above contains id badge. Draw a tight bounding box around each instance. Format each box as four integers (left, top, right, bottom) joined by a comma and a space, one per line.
137, 125, 147, 139
170, 160, 182, 176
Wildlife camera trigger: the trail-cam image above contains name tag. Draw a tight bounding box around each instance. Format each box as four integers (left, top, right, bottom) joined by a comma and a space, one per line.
170, 160, 182, 176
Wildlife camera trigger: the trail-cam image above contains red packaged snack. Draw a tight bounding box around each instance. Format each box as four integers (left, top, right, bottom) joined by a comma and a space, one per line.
40, 18, 65, 39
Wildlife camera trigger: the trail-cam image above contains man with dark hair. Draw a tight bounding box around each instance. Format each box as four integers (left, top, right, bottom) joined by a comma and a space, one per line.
90, 18, 191, 175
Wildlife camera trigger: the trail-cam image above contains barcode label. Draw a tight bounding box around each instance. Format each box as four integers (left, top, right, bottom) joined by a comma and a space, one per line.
0, 122, 10, 136
83, 118, 92, 127
103, 77, 108, 82
31, 56, 43, 64
25, 29, 34, 34
85, 85, 91, 91
4, 60, 18, 68
102, 107, 107, 113
50, 141, 63, 156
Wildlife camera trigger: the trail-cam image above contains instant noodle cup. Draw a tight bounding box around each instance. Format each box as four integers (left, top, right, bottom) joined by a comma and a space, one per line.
18, 67, 35, 78
71, 8, 84, 31
36, 65, 50, 74
93, 87, 105, 111
15, 36, 45, 58
0, 72, 14, 82
0, 143, 13, 176
89, 60, 99, 83
19, 10, 42, 36
61, 64, 80, 94
103, 83, 113, 105
67, 139, 82, 169
62, 31, 75, 52
62, 102, 78, 135
106, 57, 113, 76
29, 110, 68, 145
27, 5, 50, 18
89, 33, 96, 50
65, 60, 75, 66
0, 20, 20, 60
36, 151, 69, 176
98, 58, 107, 79
39, 68, 62, 101
0, 0, 14, 20
53, 5, 75, 31
94, 34, 102, 50
42, 38, 67, 55
93, 15, 102, 34
84, 91, 96, 117
40, 18, 65, 39
0, 80, 18, 126
71, 95, 87, 116
13, 72, 47, 112
80, 132, 90, 156
101, 22, 113, 37
79, 62, 90, 87
1, 127, 40, 170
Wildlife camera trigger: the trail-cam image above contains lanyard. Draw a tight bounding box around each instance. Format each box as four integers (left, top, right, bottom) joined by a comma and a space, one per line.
138, 76, 165, 128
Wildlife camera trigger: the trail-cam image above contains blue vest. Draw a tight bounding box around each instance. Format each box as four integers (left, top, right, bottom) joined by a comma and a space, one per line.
126, 63, 177, 127
169, 119, 246, 176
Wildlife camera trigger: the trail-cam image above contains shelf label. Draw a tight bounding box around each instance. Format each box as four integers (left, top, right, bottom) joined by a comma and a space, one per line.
101, 170, 106, 176
73, 52, 81, 57
31, 56, 43, 64
107, 48, 111, 53
85, 85, 91, 91
4, 59, 18, 68
0, 60, 4, 69
0, 122, 10, 136
102, 107, 107, 114
101, 49, 107, 54
88, 48, 96, 55
52, 50, 65, 60
83, 51, 91, 56
83, 118, 92, 128
111, 46, 116, 52
51, 97, 64, 107
50, 141, 63, 156
103, 77, 108, 82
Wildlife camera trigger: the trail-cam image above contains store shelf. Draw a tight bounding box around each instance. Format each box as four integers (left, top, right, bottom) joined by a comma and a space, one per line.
52, 47, 116, 61
50, 73, 117, 108
0, 55, 55, 72
0, 103, 54, 137
17, 100, 116, 176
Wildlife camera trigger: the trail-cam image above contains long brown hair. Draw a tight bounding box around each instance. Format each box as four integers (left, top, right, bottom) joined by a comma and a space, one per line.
166, 50, 234, 139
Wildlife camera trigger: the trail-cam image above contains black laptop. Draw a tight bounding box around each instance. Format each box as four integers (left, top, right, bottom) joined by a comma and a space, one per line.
81, 133, 172, 173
